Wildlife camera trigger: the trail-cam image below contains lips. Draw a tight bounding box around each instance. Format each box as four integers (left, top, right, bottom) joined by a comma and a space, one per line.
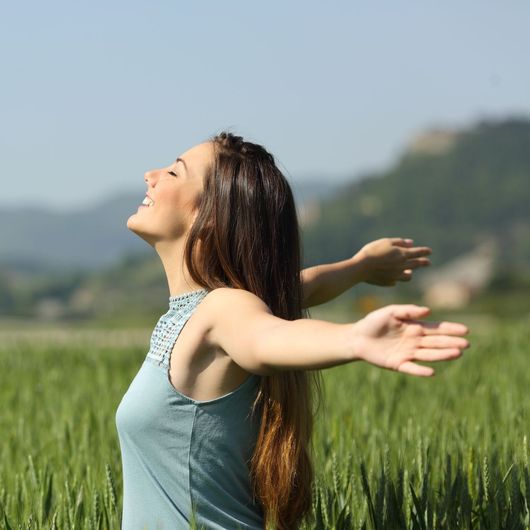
140, 195, 155, 207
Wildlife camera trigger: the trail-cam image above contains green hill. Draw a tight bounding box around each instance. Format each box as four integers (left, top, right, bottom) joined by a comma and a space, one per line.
302, 116, 530, 274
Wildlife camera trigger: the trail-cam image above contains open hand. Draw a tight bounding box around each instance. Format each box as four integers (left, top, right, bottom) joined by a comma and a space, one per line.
350, 304, 470, 377
357, 238, 432, 286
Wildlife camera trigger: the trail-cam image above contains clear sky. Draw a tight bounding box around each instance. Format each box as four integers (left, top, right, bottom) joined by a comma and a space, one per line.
1, 0, 529, 212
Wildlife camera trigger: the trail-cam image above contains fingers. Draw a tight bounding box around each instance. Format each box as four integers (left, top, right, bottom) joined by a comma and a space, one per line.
405, 257, 431, 268
418, 335, 470, 349
396, 261, 428, 282
395, 262, 428, 282
395, 344, 466, 376
397, 270, 413, 281
407, 319, 470, 336
413, 347, 463, 362
389, 238, 432, 258
397, 361, 434, 377
391, 304, 431, 320
390, 306, 470, 337
405, 248, 432, 259
390, 238, 414, 247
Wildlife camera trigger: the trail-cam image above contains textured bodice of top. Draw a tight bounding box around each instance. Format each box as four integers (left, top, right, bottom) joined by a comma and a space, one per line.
115, 288, 264, 530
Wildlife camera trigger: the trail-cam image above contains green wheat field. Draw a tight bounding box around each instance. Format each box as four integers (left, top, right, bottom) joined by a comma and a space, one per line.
0, 313, 529, 529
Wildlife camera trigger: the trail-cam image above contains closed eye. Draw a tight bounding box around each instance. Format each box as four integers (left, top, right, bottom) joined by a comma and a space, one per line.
167, 170, 178, 177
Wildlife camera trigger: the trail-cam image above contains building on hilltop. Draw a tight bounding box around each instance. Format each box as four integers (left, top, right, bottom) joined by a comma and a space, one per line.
417, 237, 498, 309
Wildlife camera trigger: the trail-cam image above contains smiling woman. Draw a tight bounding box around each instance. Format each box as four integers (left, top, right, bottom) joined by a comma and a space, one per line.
116, 131, 470, 530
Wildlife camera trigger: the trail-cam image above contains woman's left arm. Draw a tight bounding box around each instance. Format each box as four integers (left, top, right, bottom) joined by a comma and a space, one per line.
300, 237, 432, 308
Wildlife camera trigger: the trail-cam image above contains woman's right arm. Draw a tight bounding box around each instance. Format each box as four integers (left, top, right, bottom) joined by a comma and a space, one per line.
204, 288, 470, 377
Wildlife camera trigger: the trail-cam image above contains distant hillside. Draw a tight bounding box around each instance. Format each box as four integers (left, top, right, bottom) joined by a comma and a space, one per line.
302, 115, 530, 274
0, 194, 145, 272
2, 114, 530, 320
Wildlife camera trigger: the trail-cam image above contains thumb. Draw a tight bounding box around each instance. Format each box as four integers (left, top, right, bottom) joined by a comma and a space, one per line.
391, 304, 431, 320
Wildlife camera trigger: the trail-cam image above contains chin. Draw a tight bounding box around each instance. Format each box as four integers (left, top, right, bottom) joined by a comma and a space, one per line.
126, 213, 139, 233
126, 215, 156, 247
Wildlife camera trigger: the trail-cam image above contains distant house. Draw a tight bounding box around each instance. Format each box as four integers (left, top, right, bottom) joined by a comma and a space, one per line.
404, 127, 461, 156
417, 238, 498, 309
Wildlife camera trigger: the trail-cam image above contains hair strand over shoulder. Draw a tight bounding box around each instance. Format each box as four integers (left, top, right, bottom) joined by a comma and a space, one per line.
183, 131, 325, 529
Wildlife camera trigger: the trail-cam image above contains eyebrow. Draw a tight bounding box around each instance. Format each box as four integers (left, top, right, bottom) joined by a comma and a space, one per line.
175, 157, 188, 175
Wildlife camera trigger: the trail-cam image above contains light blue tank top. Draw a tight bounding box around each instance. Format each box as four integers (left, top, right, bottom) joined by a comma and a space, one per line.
115, 288, 264, 530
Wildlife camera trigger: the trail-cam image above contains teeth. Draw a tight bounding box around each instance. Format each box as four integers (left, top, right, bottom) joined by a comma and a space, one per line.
142, 196, 154, 206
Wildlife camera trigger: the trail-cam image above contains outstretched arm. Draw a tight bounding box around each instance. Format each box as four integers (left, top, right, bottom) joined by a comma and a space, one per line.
205, 287, 470, 377
300, 252, 368, 309
300, 238, 432, 308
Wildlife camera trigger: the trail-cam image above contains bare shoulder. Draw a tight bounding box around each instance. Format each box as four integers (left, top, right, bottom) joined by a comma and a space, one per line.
200, 286, 275, 335
203, 287, 273, 315
200, 287, 283, 374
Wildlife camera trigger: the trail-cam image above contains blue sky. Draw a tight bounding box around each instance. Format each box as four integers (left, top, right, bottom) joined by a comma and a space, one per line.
1, 1, 529, 211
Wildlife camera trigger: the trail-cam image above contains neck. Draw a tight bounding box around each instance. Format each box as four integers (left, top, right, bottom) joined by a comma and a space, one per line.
154, 237, 203, 297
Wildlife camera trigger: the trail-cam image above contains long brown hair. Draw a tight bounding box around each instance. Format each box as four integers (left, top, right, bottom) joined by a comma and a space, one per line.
183, 131, 324, 529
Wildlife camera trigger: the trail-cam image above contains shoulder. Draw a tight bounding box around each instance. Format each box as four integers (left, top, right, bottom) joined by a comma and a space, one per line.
200, 287, 282, 375
201, 287, 278, 344
203, 287, 272, 315
199, 287, 273, 341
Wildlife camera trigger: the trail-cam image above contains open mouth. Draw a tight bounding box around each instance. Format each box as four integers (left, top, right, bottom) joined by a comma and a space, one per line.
140, 196, 154, 208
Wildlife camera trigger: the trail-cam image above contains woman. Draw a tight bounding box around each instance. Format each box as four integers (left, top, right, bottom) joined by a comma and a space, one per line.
115, 132, 470, 530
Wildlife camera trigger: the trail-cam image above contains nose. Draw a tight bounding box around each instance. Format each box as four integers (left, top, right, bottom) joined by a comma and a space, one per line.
144, 168, 157, 186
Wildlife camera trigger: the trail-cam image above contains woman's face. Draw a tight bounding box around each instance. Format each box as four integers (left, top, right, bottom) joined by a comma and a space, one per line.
127, 141, 214, 246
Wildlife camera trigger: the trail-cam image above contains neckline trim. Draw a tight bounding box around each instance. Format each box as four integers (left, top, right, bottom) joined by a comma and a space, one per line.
168, 288, 208, 302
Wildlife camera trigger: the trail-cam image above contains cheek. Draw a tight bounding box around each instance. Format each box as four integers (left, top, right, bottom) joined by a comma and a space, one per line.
154, 189, 180, 211
154, 186, 198, 221
155, 197, 192, 228
168, 190, 198, 214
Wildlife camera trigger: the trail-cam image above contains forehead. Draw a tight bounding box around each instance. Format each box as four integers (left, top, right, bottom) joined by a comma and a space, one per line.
179, 142, 214, 177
